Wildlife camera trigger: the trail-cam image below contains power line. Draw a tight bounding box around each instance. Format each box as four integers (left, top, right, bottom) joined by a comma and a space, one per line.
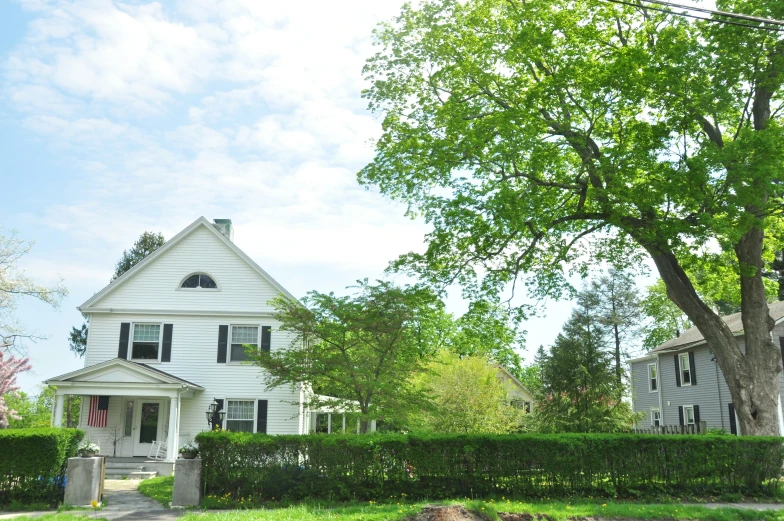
642, 0, 784, 27
601, 0, 784, 32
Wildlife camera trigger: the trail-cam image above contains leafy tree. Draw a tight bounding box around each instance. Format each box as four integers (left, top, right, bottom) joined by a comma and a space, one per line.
69, 231, 165, 357
110, 232, 166, 282
3, 386, 78, 429
534, 303, 638, 433
1, 230, 68, 352
581, 269, 642, 383
640, 280, 693, 350
516, 361, 543, 398
361, 0, 784, 435
448, 300, 525, 377
0, 350, 31, 429
408, 351, 524, 433
254, 281, 443, 433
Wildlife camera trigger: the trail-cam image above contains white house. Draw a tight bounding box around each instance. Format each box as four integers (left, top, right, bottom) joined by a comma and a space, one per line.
45, 217, 313, 465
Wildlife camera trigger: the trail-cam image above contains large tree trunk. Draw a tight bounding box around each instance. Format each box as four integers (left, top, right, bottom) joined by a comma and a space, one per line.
645, 240, 781, 436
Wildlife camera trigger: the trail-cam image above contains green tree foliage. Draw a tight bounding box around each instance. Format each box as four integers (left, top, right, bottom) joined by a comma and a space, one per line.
534, 302, 639, 433
1, 230, 67, 352
69, 231, 165, 357
447, 300, 524, 377
581, 269, 642, 382
4, 387, 79, 429
361, 0, 784, 435
254, 281, 443, 433
407, 351, 524, 434
640, 279, 693, 351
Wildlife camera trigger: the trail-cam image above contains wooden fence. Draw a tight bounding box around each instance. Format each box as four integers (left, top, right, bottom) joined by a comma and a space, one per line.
632, 421, 708, 435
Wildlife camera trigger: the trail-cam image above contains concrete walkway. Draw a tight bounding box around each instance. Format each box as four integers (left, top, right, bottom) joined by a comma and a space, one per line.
99, 479, 179, 520
0, 479, 181, 520
703, 502, 784, 511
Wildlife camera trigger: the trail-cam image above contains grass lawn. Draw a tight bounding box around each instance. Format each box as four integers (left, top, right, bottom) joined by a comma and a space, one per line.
138, 475, 174, 507
24, 515, 104, 520
177, 500, 784, 521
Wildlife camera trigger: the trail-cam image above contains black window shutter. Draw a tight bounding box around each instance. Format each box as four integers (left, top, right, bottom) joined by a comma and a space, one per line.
118, 322, 131, 359
779, 337, 784, 368
674, 354, 681, 387
217, 325, 228, 363
728, 403, 737, 435
693, 404, 700, 426
257, 400, 268, 434
161, 324, 173, 362
688, 351, 697, 385
678, 406, 684, 426
261, 326, 271, 353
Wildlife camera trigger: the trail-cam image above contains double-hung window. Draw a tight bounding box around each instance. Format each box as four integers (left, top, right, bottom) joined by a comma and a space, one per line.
648, 363, 658, 392
683, 405, 695, 425
225, 400, 255, 432
679, 353, 692, 385
131, 324, 161, 360
230, 326, 259, 362
651, 408, 661, 428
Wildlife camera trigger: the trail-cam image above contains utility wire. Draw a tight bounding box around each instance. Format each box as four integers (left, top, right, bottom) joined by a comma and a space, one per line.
641, 0, 784, 27
602, 0, 784, 31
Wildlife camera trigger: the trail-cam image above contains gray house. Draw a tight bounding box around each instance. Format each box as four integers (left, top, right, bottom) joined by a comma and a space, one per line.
629, 300, 784, 435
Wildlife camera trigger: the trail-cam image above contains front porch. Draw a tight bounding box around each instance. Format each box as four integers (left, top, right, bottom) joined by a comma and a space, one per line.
45, 359, 204, 464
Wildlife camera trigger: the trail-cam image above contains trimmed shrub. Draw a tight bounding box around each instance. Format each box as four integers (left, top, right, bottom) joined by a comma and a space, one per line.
0, 428, 84, 508
196, 432, 784, 502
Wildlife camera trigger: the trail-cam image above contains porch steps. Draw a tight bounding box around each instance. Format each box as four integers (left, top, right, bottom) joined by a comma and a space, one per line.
105, 461, 158, 480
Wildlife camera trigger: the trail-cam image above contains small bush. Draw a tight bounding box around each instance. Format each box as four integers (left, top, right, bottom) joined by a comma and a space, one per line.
0, 428, 84, 508
195, 431, 784, 502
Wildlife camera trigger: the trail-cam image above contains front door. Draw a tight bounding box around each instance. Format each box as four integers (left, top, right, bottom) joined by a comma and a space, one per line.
133, 400, 163, 456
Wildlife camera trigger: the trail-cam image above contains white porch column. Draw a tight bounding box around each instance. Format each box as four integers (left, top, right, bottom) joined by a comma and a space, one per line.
53, 394, 65, 428
166, 398, 178, 462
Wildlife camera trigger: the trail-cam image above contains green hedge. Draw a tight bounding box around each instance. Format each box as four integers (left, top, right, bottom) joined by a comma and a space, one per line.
195, 432, 784, 501
0, 428, 84, 508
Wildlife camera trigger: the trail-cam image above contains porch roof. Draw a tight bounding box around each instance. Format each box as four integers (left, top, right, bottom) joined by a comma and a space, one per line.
44, 358, 204, 398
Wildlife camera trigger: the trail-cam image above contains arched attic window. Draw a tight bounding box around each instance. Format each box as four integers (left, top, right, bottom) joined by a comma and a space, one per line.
180, 273, 218, 289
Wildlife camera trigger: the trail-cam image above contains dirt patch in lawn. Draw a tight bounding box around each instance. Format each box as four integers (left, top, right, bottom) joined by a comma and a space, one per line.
408, 508, 676, 521
408, 505, 487, 521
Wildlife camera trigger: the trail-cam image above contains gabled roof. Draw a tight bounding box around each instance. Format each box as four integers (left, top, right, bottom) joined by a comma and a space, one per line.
651, 300, 784, 353
79, 216, 297, 311
496, 364, 534, 397
44, 358, 204, 390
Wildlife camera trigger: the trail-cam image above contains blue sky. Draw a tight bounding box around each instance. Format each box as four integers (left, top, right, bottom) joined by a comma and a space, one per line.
4, 0, 695, 394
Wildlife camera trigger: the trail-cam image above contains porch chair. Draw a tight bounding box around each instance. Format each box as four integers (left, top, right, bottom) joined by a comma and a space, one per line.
148, 437, 167, 460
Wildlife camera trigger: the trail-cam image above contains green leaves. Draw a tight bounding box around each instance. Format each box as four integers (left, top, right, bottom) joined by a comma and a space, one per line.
360, 0, 784, 302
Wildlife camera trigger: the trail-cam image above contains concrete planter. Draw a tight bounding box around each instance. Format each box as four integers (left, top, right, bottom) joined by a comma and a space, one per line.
181, 452, 197, 460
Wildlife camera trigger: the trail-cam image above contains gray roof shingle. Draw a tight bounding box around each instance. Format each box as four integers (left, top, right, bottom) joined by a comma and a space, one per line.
651, 300, 784, 353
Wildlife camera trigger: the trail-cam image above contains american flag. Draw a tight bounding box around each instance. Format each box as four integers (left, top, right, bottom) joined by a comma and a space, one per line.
87, 396, 110, 427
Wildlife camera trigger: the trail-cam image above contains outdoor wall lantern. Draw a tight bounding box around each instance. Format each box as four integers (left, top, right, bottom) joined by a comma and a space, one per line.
206, 399, 225, 430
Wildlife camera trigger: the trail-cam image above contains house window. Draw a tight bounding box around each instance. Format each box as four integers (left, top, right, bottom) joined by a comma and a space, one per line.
131, 324, 161, 360
180, 273, 217, 289
648, 363, 658, 392
679, 353, 691, 385
684, 405, 695, 425
315, 413, 330, 433
225, 400, 255, 432
124, 401, 134, 437
651, 407, 661, 428
230, 326, 259, 362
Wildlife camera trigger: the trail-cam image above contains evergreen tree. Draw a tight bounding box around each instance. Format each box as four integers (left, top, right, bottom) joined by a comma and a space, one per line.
582, 269, 642, 383
534, 302, 638, 433
69, 231, 165, 357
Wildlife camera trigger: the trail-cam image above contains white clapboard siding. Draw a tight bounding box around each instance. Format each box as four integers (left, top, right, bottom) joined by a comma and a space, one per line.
85, 313, 301, 437
95, 224, 281, 313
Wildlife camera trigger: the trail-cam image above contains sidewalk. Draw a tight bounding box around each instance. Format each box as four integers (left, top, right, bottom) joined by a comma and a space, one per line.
0, 479, 181, 520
